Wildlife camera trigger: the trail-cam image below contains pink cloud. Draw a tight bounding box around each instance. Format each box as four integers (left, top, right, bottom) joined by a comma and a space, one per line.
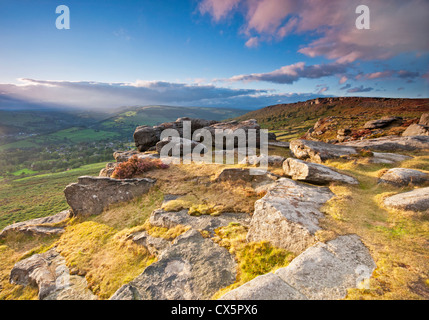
244, 0, 295, 34
198, 0, 242, 21
245, 36, 259, 48
339, 76, 348, 84
317, 86, 329, 94
199, 0, 429, 62
365, 71, 394, 80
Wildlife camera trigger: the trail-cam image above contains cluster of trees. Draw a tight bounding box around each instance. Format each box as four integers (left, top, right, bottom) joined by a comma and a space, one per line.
0, 140, 130, 178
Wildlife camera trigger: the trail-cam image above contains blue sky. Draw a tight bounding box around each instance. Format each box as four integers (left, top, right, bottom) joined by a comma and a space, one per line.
0, 0, 428, 110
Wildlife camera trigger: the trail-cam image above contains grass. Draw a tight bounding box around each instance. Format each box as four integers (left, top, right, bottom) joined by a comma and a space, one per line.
235, 97, 429, 139
55, 221, 156, 299
0, 162, 106, 230
211, 222, 295, 299
11, 168, 38, 176
321, 152, 429, 299
91, 188, 164, 230
50, 127, 121, 143
138, 222, 190, 241
0, 233, 60, 300
144, 163, 264, 215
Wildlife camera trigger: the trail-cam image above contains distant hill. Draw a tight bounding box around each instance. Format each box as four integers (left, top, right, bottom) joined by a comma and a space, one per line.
97, 105, 248, 137
0, 105, 248, 150
234, 97, 429, 141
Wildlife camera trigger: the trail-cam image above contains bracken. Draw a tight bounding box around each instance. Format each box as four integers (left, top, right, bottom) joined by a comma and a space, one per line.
111, 155, 169, 179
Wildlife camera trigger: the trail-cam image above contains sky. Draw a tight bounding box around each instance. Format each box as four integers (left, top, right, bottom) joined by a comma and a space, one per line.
0, 0, 428, 111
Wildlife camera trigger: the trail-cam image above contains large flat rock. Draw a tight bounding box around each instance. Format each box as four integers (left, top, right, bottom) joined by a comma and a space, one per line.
240, 155, 286, 167
340, 136, 429, 151
64, 176, 156, 217
275, 235, 376, 300
383, 187, 429, 211
364, 117, 402, 129
149, 209, 251, 233
290, 139, 358, 163
369, 152, 412, 164
110, 230, 237, 300
219, 272, 307, 300
215, 168, 278, 187
220, 235, 376, 300
283, 158, 358, 185
246, 178, 334, 254
0, 210, 70, 238
378, 168, 429, 187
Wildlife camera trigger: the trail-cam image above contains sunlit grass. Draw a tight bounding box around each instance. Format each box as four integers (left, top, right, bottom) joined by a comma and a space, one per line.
321, 152, 429, 299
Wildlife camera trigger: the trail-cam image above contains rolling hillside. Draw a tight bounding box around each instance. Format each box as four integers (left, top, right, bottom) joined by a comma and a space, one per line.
0, 105, 248, 150
234, 97, 429, 141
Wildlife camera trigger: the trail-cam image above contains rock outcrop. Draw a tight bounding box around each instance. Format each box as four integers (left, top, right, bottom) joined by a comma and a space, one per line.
149, 209, 251, 234
340, 136, 429, 151
134, 118, 217, 152
10, 248, 96, 300
378, 168, 429, 187
337, 128, 352, 143
130, 231, 171, 256
283, 158, 358, 185
239, 155, 286, 167
369, 152, 412, 164
419, 113, 429, 126
203, 119, 266, 148
383, 187, 429, 212
220, 235, 376, 300
268, 141, 290, 148
246, 178, 334, 254
99, 162, 118, 178
215, 168, 278, 187
113, 150, 160, 163
364, 117, 402, 129
219, 272, 307, 300
0, 210, 70, 238
290, 139, 358, 163
402, 124, 429, 136
155, 137, 205, 156
134, 118, 272, 152
64, 176, 156, 217
110, 230, 237, 300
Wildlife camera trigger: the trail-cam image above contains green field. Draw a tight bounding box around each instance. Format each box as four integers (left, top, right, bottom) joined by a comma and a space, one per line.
0, 162, 106, 230
0, 127, 122, 151
11, 169, 38, 176
50, 127, 121, 143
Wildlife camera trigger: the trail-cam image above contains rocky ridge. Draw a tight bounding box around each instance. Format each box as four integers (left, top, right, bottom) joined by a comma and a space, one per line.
3, 114, 429, 300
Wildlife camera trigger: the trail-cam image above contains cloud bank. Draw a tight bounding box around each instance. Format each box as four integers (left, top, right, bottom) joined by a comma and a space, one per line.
0, 79, 325, 111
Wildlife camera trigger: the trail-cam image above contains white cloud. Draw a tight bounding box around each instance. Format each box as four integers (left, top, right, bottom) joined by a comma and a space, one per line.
0, 78, 324, 110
